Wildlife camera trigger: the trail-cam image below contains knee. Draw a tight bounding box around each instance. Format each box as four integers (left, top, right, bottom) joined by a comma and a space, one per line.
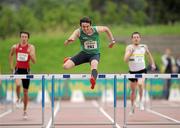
63, 61, 74, 70
63, 64, 69, 70
131, 90, 136, 95
23, 89, 28, 96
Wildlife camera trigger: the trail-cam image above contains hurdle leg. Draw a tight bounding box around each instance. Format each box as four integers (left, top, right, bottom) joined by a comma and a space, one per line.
41, 76, 45, 128
51, 75, 55, 128
113, 75, 117, 128
123, 75, 127, 128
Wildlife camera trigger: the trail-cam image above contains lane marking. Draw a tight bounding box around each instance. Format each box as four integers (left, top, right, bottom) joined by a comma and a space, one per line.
92, 101, 121, 128
0, 109, 12, 118
147, 108, 180, 123
46, 102, 60, 128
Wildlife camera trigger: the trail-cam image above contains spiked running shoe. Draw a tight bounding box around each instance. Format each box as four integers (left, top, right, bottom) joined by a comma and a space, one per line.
90, 76, 96, 89
63, 57, 70, 63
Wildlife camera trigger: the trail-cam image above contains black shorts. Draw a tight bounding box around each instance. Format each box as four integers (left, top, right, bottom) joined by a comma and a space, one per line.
70, 51, 100, 66
14, 68, 30, 89
129, 69, 147, 82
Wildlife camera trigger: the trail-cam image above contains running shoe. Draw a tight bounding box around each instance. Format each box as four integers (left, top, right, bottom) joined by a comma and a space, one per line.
15, 99, 23, 108
139, 101, 145, 111
63, 57, 70, 63
23, 111, 28, 120
129, 105, 135, 115
90, 76, 96, 89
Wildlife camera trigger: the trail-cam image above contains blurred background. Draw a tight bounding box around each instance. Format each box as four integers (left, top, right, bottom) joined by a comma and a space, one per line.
0, 1, 180, 123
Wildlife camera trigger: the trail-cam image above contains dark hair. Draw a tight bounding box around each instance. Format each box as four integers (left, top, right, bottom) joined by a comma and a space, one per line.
20, 31, 30, 38
131, 32, 141, 38
80, 16, 92, 26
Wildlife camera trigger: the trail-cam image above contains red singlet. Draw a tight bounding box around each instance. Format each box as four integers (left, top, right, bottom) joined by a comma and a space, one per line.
16, 44, 30, 69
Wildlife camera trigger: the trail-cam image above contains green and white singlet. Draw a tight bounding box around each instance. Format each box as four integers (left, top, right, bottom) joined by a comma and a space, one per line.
79, 26, 100, 54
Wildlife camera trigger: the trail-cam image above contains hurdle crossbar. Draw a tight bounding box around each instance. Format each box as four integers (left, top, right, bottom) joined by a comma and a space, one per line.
1, 73, 179, 79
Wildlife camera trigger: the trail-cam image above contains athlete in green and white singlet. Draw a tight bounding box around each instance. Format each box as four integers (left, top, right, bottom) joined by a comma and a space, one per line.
79, 26, 100, 54
63, 16, 116, 89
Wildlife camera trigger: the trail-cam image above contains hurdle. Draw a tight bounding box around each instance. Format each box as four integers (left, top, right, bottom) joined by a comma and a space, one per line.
50, 74, 117, 128
119, 73, 180, 128
0, 74, 46, 127
1, 74, 180, 127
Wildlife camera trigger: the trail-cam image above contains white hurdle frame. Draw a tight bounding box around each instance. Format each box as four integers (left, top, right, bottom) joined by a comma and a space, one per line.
0, 74, 46, 127
51, 74, 117, 128
0, 73, 180, 128
117, 73, 180, 128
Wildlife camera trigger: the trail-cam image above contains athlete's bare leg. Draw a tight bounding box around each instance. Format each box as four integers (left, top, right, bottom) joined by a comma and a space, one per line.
23, 89, 28, 111
63, 59, 75, 70
129, 81, 137, 114
23, 88, 28, 119
90, 60, 98, 89
130, 81, 137, 106
138, 78, 145, 102
138, 78, 145, 110
15, 79, 21, 100
90, 59, 98, 70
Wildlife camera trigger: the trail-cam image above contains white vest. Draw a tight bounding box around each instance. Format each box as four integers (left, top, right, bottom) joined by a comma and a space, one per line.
128, 44, 147, 71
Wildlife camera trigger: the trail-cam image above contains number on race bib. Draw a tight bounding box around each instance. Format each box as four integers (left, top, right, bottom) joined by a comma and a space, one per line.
134, 56, 144, 63
84, 41, 97, 49
17, 53, 28, 62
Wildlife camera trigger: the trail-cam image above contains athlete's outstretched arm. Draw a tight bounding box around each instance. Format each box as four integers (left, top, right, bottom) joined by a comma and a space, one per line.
124, 46, 134, 63
29, 44, 36, 64
96, 26, 115, 48
145, 45, 156, 70
64, 29, 80, 46
9, 45, 16, 72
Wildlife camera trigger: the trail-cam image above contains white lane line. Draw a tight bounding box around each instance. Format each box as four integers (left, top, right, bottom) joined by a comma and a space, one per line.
147, 108, 180, 123
92, 101, 121, 128
46, 103, 60, 128
0, 109, 12, 118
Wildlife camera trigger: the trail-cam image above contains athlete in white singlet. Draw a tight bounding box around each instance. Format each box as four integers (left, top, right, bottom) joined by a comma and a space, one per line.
124, 32, 156, 115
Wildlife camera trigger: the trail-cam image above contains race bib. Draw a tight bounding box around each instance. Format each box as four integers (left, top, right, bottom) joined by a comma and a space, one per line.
84, 41, 97, 49
134, 56, 144, 63
17, 53, 28, 62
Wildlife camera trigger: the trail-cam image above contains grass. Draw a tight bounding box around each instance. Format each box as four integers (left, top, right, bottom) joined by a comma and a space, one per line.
0, 24, 179, 74
111, 23, 180, 36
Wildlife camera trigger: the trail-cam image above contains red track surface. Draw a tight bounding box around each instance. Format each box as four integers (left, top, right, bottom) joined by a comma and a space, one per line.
0, 100, 180, 128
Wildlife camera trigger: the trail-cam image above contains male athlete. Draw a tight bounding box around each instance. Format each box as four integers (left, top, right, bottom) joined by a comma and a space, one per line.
63, 16, 115, 89
9, 31, 36, 119
124, 32, 156, 114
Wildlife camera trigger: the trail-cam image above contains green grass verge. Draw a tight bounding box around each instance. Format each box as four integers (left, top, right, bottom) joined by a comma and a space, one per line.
1, 24, 179, 74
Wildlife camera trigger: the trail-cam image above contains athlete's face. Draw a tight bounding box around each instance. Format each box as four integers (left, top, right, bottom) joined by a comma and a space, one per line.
20, 33, 29, 44
81, 22, 91, 33
132, 34, 141, 45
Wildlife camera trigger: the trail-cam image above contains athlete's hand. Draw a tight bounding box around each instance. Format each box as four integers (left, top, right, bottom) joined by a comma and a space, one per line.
108, 40, 115, 48
151, 64, 156, 71
10, 66, 14, 73
64, 39, 74, 46
128, 47, 134, 55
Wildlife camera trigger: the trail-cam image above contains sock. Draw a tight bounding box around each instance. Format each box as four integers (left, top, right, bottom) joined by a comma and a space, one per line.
91, 69, 98, 80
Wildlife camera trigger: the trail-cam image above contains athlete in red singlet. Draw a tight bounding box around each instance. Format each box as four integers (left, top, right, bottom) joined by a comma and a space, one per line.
9, 31, 36, 119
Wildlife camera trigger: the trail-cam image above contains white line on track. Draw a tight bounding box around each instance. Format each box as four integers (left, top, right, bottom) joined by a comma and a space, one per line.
46, 102, 60, 128
147, 108, 180, 123
92, 101, 121, 128
0, 109, 12, 118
